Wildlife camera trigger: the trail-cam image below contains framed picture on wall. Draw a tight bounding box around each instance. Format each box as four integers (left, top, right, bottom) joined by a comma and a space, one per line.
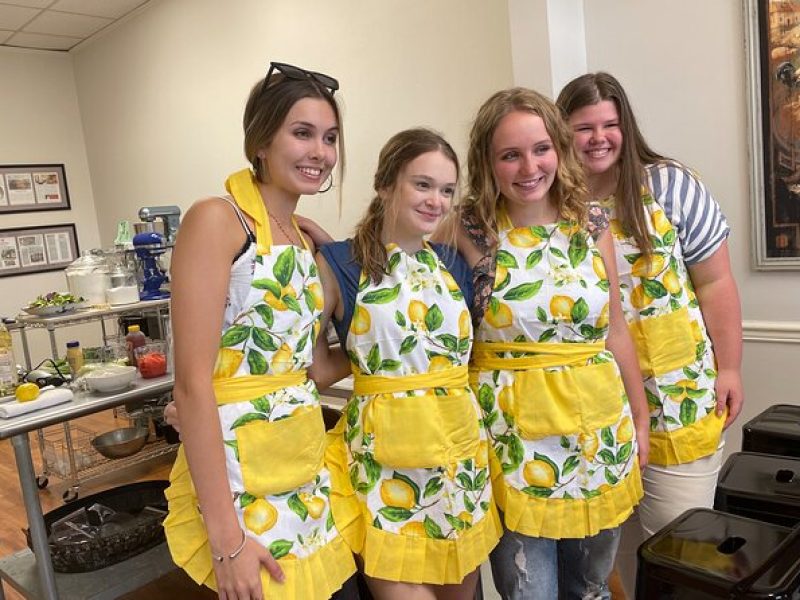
0, 223, 78, 277
0, 164, 70, 214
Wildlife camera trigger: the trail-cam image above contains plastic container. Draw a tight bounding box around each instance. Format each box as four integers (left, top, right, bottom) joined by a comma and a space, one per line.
742, 405, 800, 458
636, 508, 800, 599
65, 341, 84, 377
714, 452, 800, 527
125, 325, 146, 367
0, 321, 17, 396
133, 341, 168, 378
65, 250, 110, 306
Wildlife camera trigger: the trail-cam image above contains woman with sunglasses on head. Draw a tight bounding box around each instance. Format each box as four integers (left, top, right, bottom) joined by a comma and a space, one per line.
310, 128, 501, 600
556, 72, 743, 596
162, 63, 356, 600
444, 87, 648, 600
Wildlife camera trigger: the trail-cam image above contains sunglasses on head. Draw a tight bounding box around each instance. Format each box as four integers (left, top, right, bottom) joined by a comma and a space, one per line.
263, 62, 339, 95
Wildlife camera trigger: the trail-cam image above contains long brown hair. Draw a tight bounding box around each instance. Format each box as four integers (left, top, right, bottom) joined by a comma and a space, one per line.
556, 72, 665, 256
462, 87, 588, 248
353, 128, 459, 283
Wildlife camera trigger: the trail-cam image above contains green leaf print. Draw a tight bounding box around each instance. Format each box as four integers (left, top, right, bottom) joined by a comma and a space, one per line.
685, 388, 707, 400
624, 253, 641, 265
645, 388, 662, 408
424, 516, 446, 539
496, 250, 519, 269
424, 304, 444, 331
273, 247, 296, 287
255, 255, 264, 265
458, 338, 470, 353
596, 279, 610, 292
522, 486, 554, 498
326, 509, 335, 532
704, 368, 717, 379
659, 384, 684, 396
288, 493, 309, 521
247, 349, 268, 375
494, 270, 511, 292
251, 396, 271, 413
379, 507, 414, 522
446, 513, 470, 531
680, 399, 698, 425
683, 366, 700, 380
269, 540, 294, 559
424, 477, 444, 498
642, 279, 668, 299
231, 413, 268, 429
464, 496, 476, 512
669, 298, 682, 311
303, 289, 316, 312
526, 250, 543, 270
539, 328, 557, 343
221, 325, 251, 347
581, 488, 601, 499
379, 359, 401, 372
650, 417, 659, 431
531, 225, 550, 239
457, 472, 475, 491
366, 344, 381, 373
617, 442, 633, 463
416, 250, 438, 272
503, 281, 543, 301
392, 471, 421, 504
598, 449, 616, 465
475, 469, 487, 490
664, 415, 681, 426
571, 298, 589, 324
477, 384, 494, 413
536, 307, 548, 322
399, 336, 417, 355
663, 229, 676, 245
239, 492, 256, 508
345, 425, 360, 444
580, 324, 597, 339
437, 334, 459, 353
387, 251, 402, 274
560, 436, 571, 449
550, 247, 566, 260
534, 452, 560, 481
363, 453, 382, 488
282, 294, 303, 315
346, 399, 359, 427
358, 274, 370, 292
224, 440, 239, 462
568, 232, 588, 268
562, 455, 580, 477
395, 310, 407, 327
604, 468, 619, 485
252, 278, 282, 296
254, 304, 274, 329
251, 329, 278, 352
601, 426, 614, 447
362, 284, 401, 304
508, 434, 524, 471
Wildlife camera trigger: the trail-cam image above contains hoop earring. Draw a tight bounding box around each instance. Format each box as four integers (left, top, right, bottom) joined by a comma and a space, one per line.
318, 173, 334, 194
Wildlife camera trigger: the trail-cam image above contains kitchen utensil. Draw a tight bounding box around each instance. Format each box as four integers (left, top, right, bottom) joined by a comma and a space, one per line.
90, 427, 148, 459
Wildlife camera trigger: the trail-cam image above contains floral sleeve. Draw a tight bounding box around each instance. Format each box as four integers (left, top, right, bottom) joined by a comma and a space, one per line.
586, 203, 610, 241
460, 210, 496, 328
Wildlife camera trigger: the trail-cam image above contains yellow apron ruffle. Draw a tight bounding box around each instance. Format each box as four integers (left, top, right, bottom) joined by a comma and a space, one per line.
164, 446, 356, 600
360, 500, 501, 585
490, 452, 643, 539
650, 409, 725, 466
325, 416, 367, 554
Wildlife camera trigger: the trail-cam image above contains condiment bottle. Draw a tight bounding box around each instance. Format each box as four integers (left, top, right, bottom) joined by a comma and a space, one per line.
65, 340, 84, 377
0, 321, 18, 396
125, 324, 146, 367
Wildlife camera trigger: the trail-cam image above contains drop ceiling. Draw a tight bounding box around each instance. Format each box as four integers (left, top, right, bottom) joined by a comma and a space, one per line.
0, 0, 151, 52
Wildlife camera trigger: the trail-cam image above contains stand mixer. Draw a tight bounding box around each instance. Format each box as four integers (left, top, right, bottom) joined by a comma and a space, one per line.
132, 229, 170, 300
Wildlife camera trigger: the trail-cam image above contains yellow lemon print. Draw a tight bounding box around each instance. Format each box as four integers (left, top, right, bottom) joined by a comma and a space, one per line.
350, 305, 371, 335
559, 222, 581, 236
399, 521, 427, 537
596, 302, 610, 330
457, 511, 474, 525
579, 431, 599, 461
494, 264, 509, 290
15, 382, 40, 403
651, 210, 672, 237
380, 478, 416, 509
631, 254, 666, 278
498, 386, 515, 415
690, 320, 703, 343
213, 348, 244, 379
685, 283, 697, 303
508, 228, 541, 248
523, 459, 556, 488
616, 416, 634, 443
243, 498, 278, 535
264, 283, 297, 310
299, 492, 326, 519
663, 269, 681, 294
408, 300, 429, 327
592, 255, 607, 280
550, 295, 575, 320
307, 282, 324, 310
442, 270, 460, 293
630, 285, 653, 309
485, 302, 513, 329
458, 309, 471, 339
428, 355, 452, 372
271, 343, 293, 375
668, 379, 697, 403
475, 440, 489, 469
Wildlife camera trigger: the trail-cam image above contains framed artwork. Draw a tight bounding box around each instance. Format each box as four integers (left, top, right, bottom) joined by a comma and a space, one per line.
0, 223, 78, 277
0, 164, 70, 214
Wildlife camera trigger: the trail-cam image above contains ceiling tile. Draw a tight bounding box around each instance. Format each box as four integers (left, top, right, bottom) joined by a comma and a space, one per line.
23, 9, 110, 36
5, 31, 77, 50
0, 0, 53, 8
50, 0, 147, 19
0, 4, 39, 30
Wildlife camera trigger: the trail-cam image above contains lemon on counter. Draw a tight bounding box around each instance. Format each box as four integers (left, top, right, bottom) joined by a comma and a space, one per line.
15, 382, 40, 403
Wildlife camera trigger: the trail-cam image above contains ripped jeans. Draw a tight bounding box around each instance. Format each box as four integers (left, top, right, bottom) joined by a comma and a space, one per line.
489, 525, 620, 600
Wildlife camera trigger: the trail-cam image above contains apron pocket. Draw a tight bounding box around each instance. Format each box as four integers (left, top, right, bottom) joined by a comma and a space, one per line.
571, 360, 624, 432
371, 392, 479, 468
235, 405, 325, 496
629, 306, 696, 377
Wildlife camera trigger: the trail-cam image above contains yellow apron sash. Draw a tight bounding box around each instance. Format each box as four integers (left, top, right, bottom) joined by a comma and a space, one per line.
470, 341, 605, 376
354, 365, 477, 468
213, 371, 308, 405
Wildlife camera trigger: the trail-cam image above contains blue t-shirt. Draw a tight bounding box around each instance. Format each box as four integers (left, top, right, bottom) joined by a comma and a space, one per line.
319, 240, 473, 345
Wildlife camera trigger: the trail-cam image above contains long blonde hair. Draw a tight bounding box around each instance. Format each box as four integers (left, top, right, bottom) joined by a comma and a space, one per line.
353, 128, 459, 283
557, 72, 665, 257
462, 87, 588, 247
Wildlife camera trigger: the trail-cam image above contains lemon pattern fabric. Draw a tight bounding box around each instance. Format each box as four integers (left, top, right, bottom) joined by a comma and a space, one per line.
322, 241, 501, 584
471, 211, 643, 539
598, 172, 724, 466
163, 170, 355, 600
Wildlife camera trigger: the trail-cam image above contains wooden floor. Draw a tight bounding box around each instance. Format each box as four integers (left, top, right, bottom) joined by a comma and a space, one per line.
0, 409, 214, 599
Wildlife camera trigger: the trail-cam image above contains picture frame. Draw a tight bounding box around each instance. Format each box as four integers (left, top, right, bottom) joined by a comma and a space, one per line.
0, 164, 70, 214
0, 223, 79, 278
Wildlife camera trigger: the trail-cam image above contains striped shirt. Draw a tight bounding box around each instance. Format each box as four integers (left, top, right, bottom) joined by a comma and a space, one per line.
646, 161, 730, 265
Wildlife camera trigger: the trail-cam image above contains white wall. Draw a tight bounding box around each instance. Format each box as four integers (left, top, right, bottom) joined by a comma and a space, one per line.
72, 0, 514, 244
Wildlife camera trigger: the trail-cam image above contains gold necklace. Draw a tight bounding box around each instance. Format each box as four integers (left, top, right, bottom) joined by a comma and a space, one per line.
268, 211, 301, 246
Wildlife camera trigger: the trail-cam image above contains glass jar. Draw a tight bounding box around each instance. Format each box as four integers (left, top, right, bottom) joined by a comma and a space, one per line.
64, 250, 110, 306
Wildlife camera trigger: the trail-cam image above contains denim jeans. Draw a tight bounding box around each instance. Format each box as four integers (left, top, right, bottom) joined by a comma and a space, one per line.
489, 525, 621, 600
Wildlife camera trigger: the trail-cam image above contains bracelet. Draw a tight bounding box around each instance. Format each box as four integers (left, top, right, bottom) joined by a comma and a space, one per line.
211, 529, 247, 562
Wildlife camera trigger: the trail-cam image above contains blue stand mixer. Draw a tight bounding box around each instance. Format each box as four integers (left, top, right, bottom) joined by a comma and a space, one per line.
132, 230, 170, 300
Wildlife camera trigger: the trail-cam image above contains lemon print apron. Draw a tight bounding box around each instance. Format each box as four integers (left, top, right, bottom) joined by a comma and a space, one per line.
326, 243, 501, 584
163, 169, 355, 600
470, 211, 643, 539
601, 190, 724, 466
